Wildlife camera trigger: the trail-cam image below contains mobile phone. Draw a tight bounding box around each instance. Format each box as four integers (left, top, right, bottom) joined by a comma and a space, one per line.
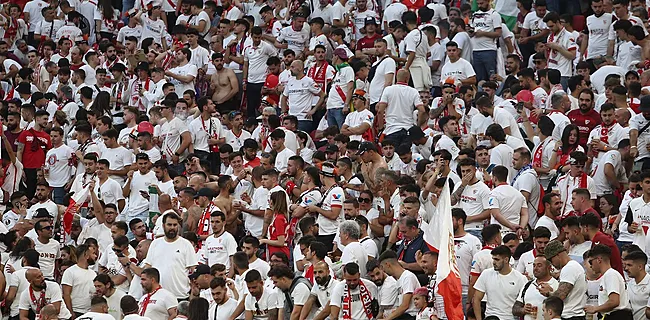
516, 102, 524, 113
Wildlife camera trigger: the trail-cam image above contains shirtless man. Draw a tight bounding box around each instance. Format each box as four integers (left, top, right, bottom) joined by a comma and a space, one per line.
179, 187, 202, 233
210, 53, 239, 113
358, 141, 387, 195
213, 175, 237, 236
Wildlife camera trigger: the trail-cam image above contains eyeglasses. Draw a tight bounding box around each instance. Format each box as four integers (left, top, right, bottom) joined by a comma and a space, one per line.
358, 197, 371, 203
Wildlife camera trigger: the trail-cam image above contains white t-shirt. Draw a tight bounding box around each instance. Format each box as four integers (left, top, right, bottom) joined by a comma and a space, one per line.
208, 298, 239, 320
244, 287, 281, 319
470, 9, 501, 51
473, 268, 527, 319
585, 13, 613, 59
168, 63, 198, 94
512, 168, 541, 226
558, 260, 587, 317
523, 12, 548, 37
318, 186, 345, 235
19, 280, 72, 319
277, 26, 310, 56
327, 66, 354, 109
341, 241, 369, 277
455, 181, 491, 230
101, 146, 134, 185
23, 0, 47, 32
140, 13, 166, 45
127, 170, 158, 217
598, 268, 630, 314
547, 28, 578, 77
61, 264, 97, 313
284, 76, 321, 120
26, 200, 58, 221
379, 84, 423, 135
138, 288, 178, 320
588, 123, 627, 171
44, 144, 75, 187
592, 150, 627, 196
515, 277, 560, 320
368, 56, 396, 104
330, 279, 378, 320
189, 116, 225, 153
489, 143, 515, 179
160, 117, 190, 163
487, 184, 527, 231
274, 147, 296, 172
189, 45, 211, 70
34, 238, 61, 279
396, 270, 421, 316
244, 41, 276, 83
451, 32, 473, 62
343, 109, 374, 141
454, 234, 482, 295
200, 231, 238, 270
493, 107, 523, 140
535, 215, 560, 240
440, 58, 476, 85
144, 237, 198, 299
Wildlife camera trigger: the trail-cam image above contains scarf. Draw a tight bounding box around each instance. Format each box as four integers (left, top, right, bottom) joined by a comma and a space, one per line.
511, 164, 533, 185
342, 281, 373, 320
546, 28, 565, 65
131, 78, 151, 111
4, 18, 18, 42
197, 202, 215, 239
265, 18, 277, 35
533, 137, 551, 167
139, 287, 162, 316
29, 285, 47, 313
600, 121, 617, 144
335, 62, 350, 72
112, 80, 124, 111
308, 61, 329, 92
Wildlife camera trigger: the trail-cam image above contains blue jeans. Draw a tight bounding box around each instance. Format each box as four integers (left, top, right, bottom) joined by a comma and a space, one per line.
52, 187, 66, 205
472, 50, 498, 83
467, 229, 483, 242
298, 120, 313, 132
122, 0, 135, 19
561, 76, 569, 92
327, 108, 345, 129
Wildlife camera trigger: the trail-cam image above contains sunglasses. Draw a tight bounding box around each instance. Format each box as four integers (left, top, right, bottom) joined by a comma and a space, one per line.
358, 197, 371, 203
39, 226, 53, 230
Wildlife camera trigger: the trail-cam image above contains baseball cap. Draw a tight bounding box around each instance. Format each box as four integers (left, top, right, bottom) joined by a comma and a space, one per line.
544, 240, 566, 260
364, 17, 378, 26
325, 145, 339, 154
194, 188, 215, 199
356, 141, 378, 155
516, 90, 534, 103
333, 48, 348, 60
189, 264, 211, 280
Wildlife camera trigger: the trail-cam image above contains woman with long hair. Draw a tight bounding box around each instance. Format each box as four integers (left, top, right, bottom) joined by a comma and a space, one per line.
0, 230, 19, 268
261, 191, 291, 260
188, 298, 209, 320
5, 237, 34, 274
549, 124, 584, 174
94, 0, 121, 41
90, 92, 113, 118
600, 194, 620, 235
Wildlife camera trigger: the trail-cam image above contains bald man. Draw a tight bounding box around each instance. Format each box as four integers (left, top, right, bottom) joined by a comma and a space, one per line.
20, 269, 72, 320
188, 174, 207, 191
281, 60, 327, 132
40, 305, 58, 320
153, 194, 178, 237
615, 108, 631, 129
376, 69, 427, 143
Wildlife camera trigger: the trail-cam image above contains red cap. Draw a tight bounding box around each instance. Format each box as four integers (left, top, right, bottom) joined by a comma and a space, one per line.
137, 121, 155, 135
516, 90, 534, 103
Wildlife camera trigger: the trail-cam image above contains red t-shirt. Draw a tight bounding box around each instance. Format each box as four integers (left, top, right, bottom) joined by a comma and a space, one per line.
17, 129, 51, 169
567, 109, 602, 147
264, 73, 280, 105
591, 231, 623, 276
244, 157, 261, 168
268, 213, 290, 258
356, 33, 382, 52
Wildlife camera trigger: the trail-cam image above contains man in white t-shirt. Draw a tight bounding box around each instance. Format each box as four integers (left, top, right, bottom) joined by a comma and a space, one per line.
44, 127, 75, 204
469, 0, 502, 82
326, 48, 355, 128
376, 69, 427, 143
330, 262, 378, 320
138, 268, 179, 320
143, 213, 198, 300
158, 99, 192, 173
244, 26, 277, 118
165, 48, 198, 94
485, 123, 516, 179
584, 244, 631, 317
338, 221, 369, 277
439, 41, 477, 86
588, 103, 628, 172
307, 162, 345, 252
19, 269, 72, 320
488, 165, 529, 235
512, 147, 543, 227
33, 219, 61, 280
473, 245, 527, 320
513, 256, 560, 320
200, 211, 238, 270
592, 139, 631, 197
268, 265, 313, 319
539, 240, 588, 319
61, 243, 98, 317
244, 269, 281, 319
378, 250, 420, 319
269, 129, 296, 172
341, 89, 374, 142
452, 158, 492, 235
281, 60, 326, 127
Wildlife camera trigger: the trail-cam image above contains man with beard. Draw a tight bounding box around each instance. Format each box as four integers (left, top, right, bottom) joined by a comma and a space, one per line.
27, 180, 59, 224
306, 45, 335, 113
511, 147, 542, 227
143, 213, 198, 300
17, 109, 51, 199
207, 277, 238, 320
241, 236, 271, 277
142, 68, 168, 108
20, 269, 72, 320
242, 139, 261, 168
434, 116, 460, 169
568, 88, 601, 147
4, 111, 23, 153
414, 251, 447, 320
330, 263, 378, 320
592, 138, 632, 197
133, 126, 162, 164
473, 245, 527, 320
123, 62, 156, 112
493, 54, 521, 94
213, 176, 237, 236
281, 60, 327, 131
588, 103, 627, 172
165, 48, 198, 96
128, 218, 153, 249
224, 112, 251, 151
366, 259, 399, 319
61, 244, 98, 318
138, 268, 179, 320
80, 184, 120, 253
74, 123, 103, 174
430, 83, 464, 129
512, 256, 560, 320
49, 67, 72, 95
189, 97, 224, 173
358, 141, 388, 195
210, 53, 239, 114
101, 44, 125, 76
581, 0, 614, 63
300, 261, 340, 320
158, 98, 192, 174
518, 68, 548, 111
194, 187, 217, 244
200, 211, 238, 272
244, 269, 280, 320
121, 239, 151, 300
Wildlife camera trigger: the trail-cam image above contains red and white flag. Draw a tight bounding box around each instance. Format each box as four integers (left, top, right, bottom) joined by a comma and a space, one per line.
62, 186, 90, 234
423, 180, 464, 320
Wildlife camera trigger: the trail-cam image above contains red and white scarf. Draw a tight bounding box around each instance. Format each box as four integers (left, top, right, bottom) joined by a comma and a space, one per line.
307, 61, 330, 92
533, 137, 552, 167
600, 121, 617, 144
139, 287, 161, 316
342, 281, 373, 320
197, 202, 215, 239
131, 78, 152, 112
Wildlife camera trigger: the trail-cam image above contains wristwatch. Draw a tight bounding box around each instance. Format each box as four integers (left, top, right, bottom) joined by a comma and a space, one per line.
174, 152, 181, 156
